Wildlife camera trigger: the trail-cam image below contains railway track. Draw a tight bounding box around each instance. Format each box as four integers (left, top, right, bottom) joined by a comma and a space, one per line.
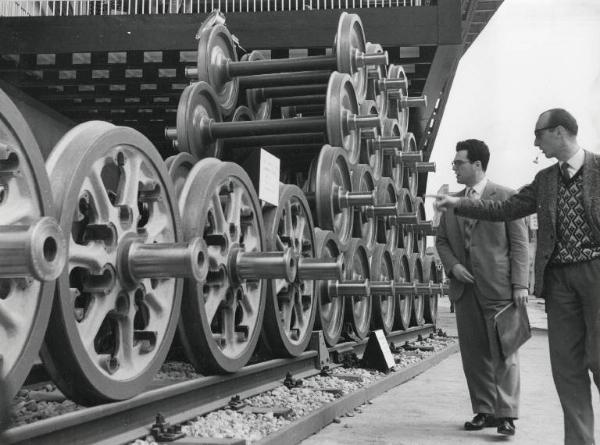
3, 325, 445, 445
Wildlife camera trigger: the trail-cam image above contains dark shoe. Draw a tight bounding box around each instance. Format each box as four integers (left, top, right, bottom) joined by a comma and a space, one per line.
464, 413, 498, 430
497, 418, 516, 436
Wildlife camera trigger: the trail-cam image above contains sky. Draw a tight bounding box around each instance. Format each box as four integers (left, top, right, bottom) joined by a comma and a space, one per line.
425, 0, 600, 210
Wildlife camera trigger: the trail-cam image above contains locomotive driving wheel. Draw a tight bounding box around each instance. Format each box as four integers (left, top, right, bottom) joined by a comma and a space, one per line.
392, 249, 413, 331
42, 121, 184, 405
0, 90, 66, 400
178, 159, 266, 373
409, 253, 426, 326
370, 244, 396, 335
262, 184, 317, 357
343, 238, 372, 341
313, 229, 345, 347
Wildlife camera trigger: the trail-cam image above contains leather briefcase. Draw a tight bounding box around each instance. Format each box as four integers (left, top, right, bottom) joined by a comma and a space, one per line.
494, 303, 532, 359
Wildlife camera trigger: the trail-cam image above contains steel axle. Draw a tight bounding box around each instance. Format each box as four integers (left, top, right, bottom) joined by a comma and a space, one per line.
0, 217, 66, 281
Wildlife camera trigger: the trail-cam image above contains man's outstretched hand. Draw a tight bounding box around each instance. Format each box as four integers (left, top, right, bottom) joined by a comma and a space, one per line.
430, 195, 461, 212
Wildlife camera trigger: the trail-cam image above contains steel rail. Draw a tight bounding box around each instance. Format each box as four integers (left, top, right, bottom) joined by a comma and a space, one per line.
4, 325, 435, 444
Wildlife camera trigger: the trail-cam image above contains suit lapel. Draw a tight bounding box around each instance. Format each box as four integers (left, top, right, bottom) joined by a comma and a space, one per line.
582, 150, 600, 239
547, 164, 559, 234
471, 181, 496, 230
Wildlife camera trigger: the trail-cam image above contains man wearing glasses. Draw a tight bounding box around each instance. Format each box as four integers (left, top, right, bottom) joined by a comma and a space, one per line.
435, 139, 529, 436
435, 109, 600, 445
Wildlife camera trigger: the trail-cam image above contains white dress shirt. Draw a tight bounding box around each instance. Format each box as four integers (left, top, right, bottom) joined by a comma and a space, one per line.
559, 148, 584, 177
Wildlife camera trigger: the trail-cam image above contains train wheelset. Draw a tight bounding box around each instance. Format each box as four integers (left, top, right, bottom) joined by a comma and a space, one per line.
0, 11, 447, 407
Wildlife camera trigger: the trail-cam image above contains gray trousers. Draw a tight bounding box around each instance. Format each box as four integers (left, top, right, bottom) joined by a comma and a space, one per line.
454, 284, 520, 418
545, 259, 600, 445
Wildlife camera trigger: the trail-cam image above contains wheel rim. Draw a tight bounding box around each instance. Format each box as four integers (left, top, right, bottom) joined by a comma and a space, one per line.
402, 132, 419, 196
262, 184, 316, 357
423, 256, 439, 324
375, 176, 398, 251
336, 12, 368, 101
312, 145, 353, 249
381, 119, 404, 191
396, 188, 415, 252
197, 24, 239, 117
178, 159, 266, 373
314, 229, 345, 347
343, 239, 371, 341
242, 52, 273, 120
351, 164, 377, 253
365, 42, 388, 118
43, 121, 182, 404
393, 250, 413, 330
326, 72, 361, 164
410, 254, 425, 326
359, 100, 383, 179
370, 244, 395, 335
165, 152, 197, 198
414, 197, 427, 254
0, 90, 61, 399
176, 81, 224, 160
387, 64, 409, 131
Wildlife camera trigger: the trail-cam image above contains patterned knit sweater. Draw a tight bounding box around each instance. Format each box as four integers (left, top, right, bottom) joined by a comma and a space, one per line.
552, 169, 600, 264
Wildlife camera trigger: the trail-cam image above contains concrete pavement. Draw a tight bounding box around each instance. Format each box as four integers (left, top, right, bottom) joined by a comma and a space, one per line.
299, 297, 600, 445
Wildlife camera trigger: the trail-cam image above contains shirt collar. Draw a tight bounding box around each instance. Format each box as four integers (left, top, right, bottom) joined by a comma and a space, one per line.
560, 148, 584, 172
467, 177, 488, 196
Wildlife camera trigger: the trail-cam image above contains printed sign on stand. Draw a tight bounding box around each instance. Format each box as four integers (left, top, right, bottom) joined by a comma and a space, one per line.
258, 149, 280, 206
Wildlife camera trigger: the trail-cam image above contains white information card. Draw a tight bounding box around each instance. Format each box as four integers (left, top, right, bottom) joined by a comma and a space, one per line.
258, 149, 280, 206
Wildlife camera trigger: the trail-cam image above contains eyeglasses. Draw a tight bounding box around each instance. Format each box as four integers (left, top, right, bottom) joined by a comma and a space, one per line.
534, 126, 556, 138
451, 159, 472, 168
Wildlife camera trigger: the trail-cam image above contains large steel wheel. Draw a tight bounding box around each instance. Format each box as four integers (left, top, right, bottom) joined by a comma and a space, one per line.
262, 184, 317, 357
313, 229, 345, 347
242, 52, 272, 121
402, 132, 419, 196
375, 176, 398, 251
365, 42, 388, 118
165, 152, 197, 198
422, 255, 439, 325
413, 196, 427, 255
178, 159, 266, 373
0, 90, 66, 400
343, 238, 371, 341
351, 164, 377, 253
381, 119, 404, 192
387, 64, 409, 131
392, 249, 413, 331
396, 188, 415, 252
358, 100, 383, 179
370, 244, 396, 335
306, 145, 353, 250
42, 121, 183, 405
409, 253, 425, 326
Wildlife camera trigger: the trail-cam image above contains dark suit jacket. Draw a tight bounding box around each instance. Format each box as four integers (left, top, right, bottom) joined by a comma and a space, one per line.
436, 181, 529, 302
454, 150, 600, 298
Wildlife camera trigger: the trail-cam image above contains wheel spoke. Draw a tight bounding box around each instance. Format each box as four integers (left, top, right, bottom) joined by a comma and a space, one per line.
69, 239, 110, 273
0, 302, 20, 332
1, 201, 35, 226
79, 291, 118, 349
204, 288, 225, 325
144, 212, 171, 242
211, 192, 228, 232
86, 170, 115, 223
117, 155, 142, 212
229, 186, 244, 229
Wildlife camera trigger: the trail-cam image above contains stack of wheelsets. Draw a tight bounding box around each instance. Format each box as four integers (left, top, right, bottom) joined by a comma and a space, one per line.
0, 11, 446, 409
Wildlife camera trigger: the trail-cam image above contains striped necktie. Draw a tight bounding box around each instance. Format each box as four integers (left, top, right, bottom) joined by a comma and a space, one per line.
560, 162, 571, 181
464, 188, 476, 251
